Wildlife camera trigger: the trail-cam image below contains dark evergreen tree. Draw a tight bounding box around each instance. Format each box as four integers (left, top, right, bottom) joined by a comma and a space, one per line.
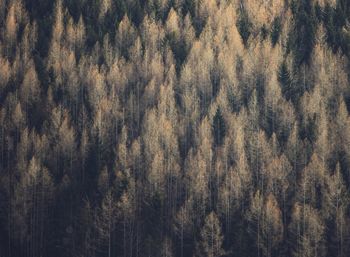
290, 0, 317, 66
278, 61, 294, 101
212, 108, 226, 147
271, 17, 281, 46
237, 8, 252, 46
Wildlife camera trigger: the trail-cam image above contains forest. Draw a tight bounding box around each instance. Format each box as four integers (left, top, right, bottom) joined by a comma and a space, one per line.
1, 0, 350, 256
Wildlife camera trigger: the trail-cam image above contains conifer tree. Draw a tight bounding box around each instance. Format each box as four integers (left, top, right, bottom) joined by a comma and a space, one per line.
194, 212, 225, 257
212, 108, 226, 147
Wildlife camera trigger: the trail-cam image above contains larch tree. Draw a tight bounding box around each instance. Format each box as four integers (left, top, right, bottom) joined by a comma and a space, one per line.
12, 156, 53, 257
261, 194, 284, 257
148, 150, 166, 196
182, 13, 196, 56
247, 191, 284, 257
194, 211, 225, 257
117, 180, 137, 257
264, 154, 292, 222
286, 122, 304, 179
99, 0, 111, 22
310, 44, 348, 105
220, 113, 251, 222
47, 0, 64, 86
326, 163, 349, 256
117, 125, 129, 172
298, 153, 330, 216
96, 191, 117, 257
184, 40, 214, 113
76, 15, 86, 50
5, 2, 17, 49
45, 106, 76, 177
20, 23, 37, 68
16, 127, 29, 174
166, 8, 181, 38
242, 0, 284, 29
116, 15, 137, 57
20, 63, 40, 111
65, 17, 76, 50
185, 149, 209, 223
315, 101, 332, 162
160, 237, 175, 257
0, 0, 5, 22
174, 200, 195, 257
289, 203, 325, 257
98, 166, 109, 197
335, 98, 350, 170
57, 111, 76, 175
140, 15, 165, 59
218, 165, 246, 233
92, 98, 119, 169
12, 102, 25, 132
0, 57, 10, 93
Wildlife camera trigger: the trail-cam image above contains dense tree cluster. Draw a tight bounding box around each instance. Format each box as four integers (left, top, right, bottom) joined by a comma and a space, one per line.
0, 0, 350, 256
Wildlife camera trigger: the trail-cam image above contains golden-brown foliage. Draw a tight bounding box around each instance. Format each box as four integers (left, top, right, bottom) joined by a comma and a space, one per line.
2, 1, 350, 256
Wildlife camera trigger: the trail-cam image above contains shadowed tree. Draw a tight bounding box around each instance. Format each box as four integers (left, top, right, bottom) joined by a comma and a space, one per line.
289, 203, 325, 257
194, 211, 225, 257
212, 108, 226, 147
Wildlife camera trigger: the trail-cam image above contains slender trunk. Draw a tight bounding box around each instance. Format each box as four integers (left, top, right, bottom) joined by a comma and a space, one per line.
181, 217, 183, 257
108, 222, 111, 257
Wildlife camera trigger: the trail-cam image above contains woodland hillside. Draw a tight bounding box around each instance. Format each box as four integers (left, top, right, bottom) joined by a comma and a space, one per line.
1, 0, 350, 257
